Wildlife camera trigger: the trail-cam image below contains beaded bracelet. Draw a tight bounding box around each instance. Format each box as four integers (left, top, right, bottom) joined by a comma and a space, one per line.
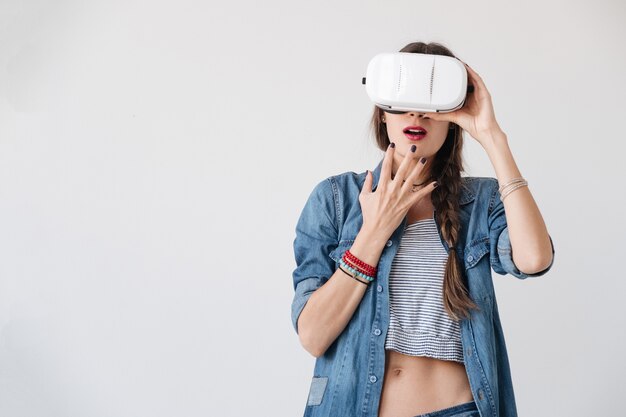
339, 257, 376, 282
344, 249, 378, 276
338, 265, 370, 285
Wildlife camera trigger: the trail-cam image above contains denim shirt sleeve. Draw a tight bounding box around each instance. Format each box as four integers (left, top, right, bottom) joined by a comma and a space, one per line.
291, 178, 339, 334
487, 178, 555, 279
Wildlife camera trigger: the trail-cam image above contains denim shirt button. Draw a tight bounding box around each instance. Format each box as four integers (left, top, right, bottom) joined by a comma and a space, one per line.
369, 375, 377, 383
373, 328, 381, 336
477, 388, 484, 400
377, 284, 383, 292
467, 255, 474, 262
466, 347, 472, 356
386, 240, 393, 247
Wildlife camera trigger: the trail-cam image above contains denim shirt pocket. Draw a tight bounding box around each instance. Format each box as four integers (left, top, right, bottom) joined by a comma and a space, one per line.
463, 236, 490, 269
306, 376, 329, 406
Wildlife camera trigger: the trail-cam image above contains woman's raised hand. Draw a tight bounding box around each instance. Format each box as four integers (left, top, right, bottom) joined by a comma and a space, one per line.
359, 143, 439, 242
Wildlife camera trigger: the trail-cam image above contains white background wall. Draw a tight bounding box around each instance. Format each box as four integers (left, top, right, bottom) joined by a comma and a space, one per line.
1, 0, 624, 416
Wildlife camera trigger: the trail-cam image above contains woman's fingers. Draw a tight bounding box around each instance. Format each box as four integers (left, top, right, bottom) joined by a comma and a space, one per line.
361, 169, 373, 194
392, 145, 420, 187
464, 63, 489, 98
408, 180, 439, 204
400, 155, 428, 194
379, 142, 395, 189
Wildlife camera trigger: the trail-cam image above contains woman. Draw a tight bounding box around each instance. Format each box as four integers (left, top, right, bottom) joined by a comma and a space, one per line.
290, 42, 555, 417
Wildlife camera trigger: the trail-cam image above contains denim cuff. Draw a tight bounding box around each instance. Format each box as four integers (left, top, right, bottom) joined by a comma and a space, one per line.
496, 227, 555, 279
291, 277, 322, 334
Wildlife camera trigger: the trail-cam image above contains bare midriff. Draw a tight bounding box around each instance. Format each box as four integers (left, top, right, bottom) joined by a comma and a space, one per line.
377, 205, 475, 417
377, 349, 474, 417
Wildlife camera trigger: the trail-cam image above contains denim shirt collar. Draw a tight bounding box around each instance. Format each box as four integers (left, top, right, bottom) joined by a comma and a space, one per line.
370, 157, 476, 205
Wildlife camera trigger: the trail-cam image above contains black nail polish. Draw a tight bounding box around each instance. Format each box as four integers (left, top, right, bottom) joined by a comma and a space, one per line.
420, 157, 427, 164
433, 182, 439, 188
410, 144, 416, 152
390, 142, 395, 148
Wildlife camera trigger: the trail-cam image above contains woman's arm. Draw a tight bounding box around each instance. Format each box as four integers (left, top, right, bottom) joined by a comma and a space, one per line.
297, 228, 386, 357
291, 178, 388, 357
483, 128, 554, 274
423, 62, 554, 275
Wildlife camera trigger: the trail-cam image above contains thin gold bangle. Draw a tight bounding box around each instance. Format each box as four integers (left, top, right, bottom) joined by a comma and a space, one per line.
501, 183, 528, 201
498, 177, 526, 194
501, 179, 528, 196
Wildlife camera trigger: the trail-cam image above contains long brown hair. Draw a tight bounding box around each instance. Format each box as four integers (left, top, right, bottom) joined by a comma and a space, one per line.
369, 41, 479, 321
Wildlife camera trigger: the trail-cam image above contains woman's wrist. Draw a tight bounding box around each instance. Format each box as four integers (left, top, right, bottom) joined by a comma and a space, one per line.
350, 227, 387, 268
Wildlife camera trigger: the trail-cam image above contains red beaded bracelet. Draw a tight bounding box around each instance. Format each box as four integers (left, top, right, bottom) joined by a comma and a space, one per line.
344, 249, 377, 275
342, 256, 374, 277
343, 258, 376, 278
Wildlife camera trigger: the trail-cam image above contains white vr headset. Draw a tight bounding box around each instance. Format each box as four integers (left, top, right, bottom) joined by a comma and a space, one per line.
362, 52, 473, 114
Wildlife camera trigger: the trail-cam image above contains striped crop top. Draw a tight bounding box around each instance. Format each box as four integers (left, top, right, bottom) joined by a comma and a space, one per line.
383, 217, 464, 363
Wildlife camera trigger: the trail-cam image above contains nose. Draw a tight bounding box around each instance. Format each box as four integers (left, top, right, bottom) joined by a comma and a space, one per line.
408, 111, 428, 119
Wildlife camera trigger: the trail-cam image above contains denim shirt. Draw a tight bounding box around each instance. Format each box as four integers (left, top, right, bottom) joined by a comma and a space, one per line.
290, 157, 556, 417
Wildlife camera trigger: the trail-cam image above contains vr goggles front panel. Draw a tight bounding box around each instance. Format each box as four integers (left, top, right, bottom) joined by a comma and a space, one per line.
363, 52, 470, 114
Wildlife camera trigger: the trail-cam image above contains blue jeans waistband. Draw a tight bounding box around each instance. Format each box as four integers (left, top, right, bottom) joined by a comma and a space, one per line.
411, 400, 479, 417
